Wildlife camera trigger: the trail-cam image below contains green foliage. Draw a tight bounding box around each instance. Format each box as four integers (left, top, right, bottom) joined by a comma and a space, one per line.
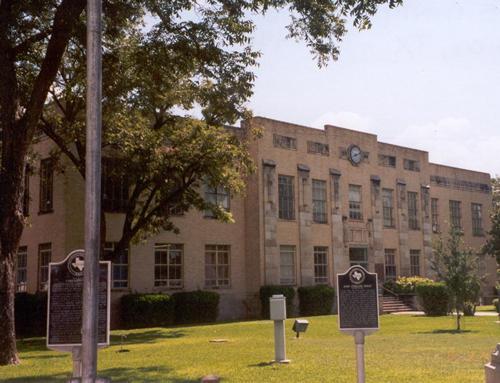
384, 276, 433, 294
172, 291, 220, 325
14, 293, 47, 338
484, 176, 500, 265
415, 282, 449, 316
298, 285, 335, 316
259, 285, 296, 319
120, 294, 174, 329
493, 299, 500, 314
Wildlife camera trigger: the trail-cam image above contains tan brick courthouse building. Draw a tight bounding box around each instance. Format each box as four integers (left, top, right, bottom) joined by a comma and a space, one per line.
17, 116, 497, 320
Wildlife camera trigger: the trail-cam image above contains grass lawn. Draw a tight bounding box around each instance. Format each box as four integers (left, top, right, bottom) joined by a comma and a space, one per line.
476, 305, 496, 312
0, 314, 498, 382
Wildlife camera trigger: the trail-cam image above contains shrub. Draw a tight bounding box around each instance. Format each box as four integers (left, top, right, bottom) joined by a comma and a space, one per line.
463, 302, 476, 316
493, 298, 500, 314
415, 282, 449, 316
121, 293, 174, 329
298, 285, 335, 316
15, 292, 47, 338
384, 276, 434, 294
259, 285, 295, 319
173, 291, 219, 324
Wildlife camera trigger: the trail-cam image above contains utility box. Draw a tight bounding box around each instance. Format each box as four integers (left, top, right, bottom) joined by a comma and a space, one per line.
269, 294, 286, 320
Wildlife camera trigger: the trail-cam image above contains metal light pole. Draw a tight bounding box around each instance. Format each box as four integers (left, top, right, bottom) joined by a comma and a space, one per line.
81, 0, 102, 381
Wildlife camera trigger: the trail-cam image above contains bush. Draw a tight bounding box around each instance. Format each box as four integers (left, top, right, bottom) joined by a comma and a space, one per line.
173, 291, 219, 324
259, 285, 295, 319
121, 293, 174, 329
384, 276, 434, 294
493, 299, 500, 314
415, 282, 449, 316
298, 285, 335, 316
15, 292, 47, 338
463, 302, 476, 316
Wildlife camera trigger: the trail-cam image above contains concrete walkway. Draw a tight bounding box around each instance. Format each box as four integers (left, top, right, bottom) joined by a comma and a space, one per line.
391, 311, 499, 317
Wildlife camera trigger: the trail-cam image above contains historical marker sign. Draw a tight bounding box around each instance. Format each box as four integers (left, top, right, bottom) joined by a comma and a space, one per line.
47, 250, 110, 350
337, 265, 379, 332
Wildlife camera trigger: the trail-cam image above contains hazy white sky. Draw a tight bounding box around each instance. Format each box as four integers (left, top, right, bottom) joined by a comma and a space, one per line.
249, 0, 500, 176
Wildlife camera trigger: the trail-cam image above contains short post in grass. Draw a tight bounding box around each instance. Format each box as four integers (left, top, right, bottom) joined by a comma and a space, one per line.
269, 294, 290, 363
337, 266, 380, 383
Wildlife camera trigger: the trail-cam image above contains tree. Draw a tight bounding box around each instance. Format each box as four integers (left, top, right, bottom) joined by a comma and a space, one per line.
484, 176, 500, 266
0, 0, 403, 365
431, 227, 481, 331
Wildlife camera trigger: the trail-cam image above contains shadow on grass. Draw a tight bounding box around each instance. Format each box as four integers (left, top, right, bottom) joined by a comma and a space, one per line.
414, 329, 478, 335
248, 361, 274, 368
17, 337, 47, 353
111, 329, 186, 346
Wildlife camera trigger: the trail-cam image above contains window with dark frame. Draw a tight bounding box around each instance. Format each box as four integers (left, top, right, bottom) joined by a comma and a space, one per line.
279, 245, 296, 285
403, 159, 420, 172
103, 242, 129, 289
312, 179, 327, 223
23, 165, 30, 216
204, 185, 230, 218
155, 243, 183, 288
407, 191, 419, 230
205, 244, 230, 288
382, 188, 394, 227
17, 246, 28, 292
38, 243, 51, 291
102, 159, 129, 213
384, 249, 397, 280
313, 246, 328, 284
349, 247, 368, 269
410, 249, 420, 276
39, 159, 53, 213
431, 198, 439, 232
378, 154, 396, 168
307, 141, 329, 156
471, 203, 483, 236
348, 185, 363, 220
278, 175, 295, 220
449, 200, 462, 229
273, 134, 297, 150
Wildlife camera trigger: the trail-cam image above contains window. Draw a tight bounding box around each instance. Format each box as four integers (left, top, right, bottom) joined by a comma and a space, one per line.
384, 249, 397, 280
278, 175, 295, 220
449, 200, 462, 229
431, 198, 439, 232
279, 245, 296, 285
154, 244, 183, 288
23, 165, 30, 216
103, 242, 129, 288
313, 246, 328, 284
205, 245, 230, 288
312, 179, 327, 223
471, 203, 483, 236
382, 189, 394, 227
102, 159, 129, 212
410, 250, 420, 276
273, 134, 297, 150
407, 191, 419, 230
403, 159, 420, 172
307, 141, 329, 156
348, 185, 362, 220
16, 246, 28, 292
378, 154, 396, 168
349, 247, 368, 269
204, 185, 230, 218
39, 159, 53, 213
38, 243, 51, 291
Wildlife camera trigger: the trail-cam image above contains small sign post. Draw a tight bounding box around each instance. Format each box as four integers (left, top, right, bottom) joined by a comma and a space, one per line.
337, 265, 379, 383
47, 250, 110, 379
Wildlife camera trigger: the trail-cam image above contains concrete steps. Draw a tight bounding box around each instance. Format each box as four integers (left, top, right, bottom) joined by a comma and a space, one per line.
382, 295, 415, 313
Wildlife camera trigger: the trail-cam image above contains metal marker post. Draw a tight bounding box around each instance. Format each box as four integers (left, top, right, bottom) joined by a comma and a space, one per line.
354, 331, 365, 383
81, 0, 102, 381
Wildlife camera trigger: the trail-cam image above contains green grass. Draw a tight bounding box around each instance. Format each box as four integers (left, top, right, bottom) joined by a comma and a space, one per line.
476, 305, 495, 312
0, 315, 498, 382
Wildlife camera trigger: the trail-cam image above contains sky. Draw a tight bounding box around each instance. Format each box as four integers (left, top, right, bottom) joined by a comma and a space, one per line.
248, 0, 500, 176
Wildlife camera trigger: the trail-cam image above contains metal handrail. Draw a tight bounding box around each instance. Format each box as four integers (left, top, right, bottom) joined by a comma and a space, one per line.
382, 286, 399, 298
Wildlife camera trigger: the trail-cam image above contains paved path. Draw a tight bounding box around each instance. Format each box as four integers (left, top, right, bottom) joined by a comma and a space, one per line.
392, 311, 499, 317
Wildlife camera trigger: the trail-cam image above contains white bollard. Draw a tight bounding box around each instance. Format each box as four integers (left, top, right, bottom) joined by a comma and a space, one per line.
269, 295, 290, 363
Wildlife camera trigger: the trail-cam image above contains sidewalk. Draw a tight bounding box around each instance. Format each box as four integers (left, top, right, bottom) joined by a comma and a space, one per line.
392, 311, 499, 317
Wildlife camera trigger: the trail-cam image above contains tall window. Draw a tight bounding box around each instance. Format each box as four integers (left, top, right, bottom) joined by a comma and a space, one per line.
103, 242, 129, 288
279, 245, 296, 285
348, 185, 362, 220
278, 175, 295, 220
102, 159, 129, 212
410, 250, 420, 276
382, 189, 394, 227
155, 244, 183, 288
449, 200, 462, 229
407, 191, 419, 230
39, 159, 53, 213
384, 249, 397, 280
349, 247, 368, 269
38, 243, 51, 291
313, 246, 328, 284
23, 165, 30, 216
205, 245, 230, 288
312, 180, 327, 223
204, 185, 230, 218
431, 198, 439, 232
471, 203, 483, 236
17, 246, 28, 292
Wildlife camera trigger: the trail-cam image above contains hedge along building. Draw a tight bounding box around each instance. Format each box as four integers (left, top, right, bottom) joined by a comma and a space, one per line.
17, 116, 496, 323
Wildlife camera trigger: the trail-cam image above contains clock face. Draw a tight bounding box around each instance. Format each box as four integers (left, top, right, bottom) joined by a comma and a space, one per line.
348, 145, 363, 165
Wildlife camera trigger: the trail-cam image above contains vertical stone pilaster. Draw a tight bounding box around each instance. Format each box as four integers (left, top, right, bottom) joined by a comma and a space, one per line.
421, 184, 433, 277
298, 164, 313, 286
330, 169, 348, 276
370, 175, 384, 276
397, 179, 410, 276
262, 159, 279, 285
